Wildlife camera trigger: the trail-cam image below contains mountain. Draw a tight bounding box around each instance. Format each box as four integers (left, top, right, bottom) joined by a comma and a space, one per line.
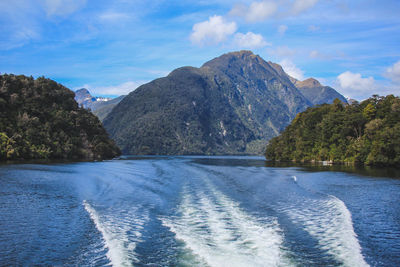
291, 77, 347, 105
0, 74, 120, 160
104, 50, 317, 155
266, 96, 400, 166
74, 88, 124, 121
346, 98, 358, 105
90, 95, 125, 121
74, 88, 97, 108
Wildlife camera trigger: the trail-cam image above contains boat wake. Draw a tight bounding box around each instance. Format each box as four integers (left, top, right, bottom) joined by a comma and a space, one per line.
185, 164, 369, 267
83, 200, 149, 267
280, 195, 369, 267
82, 160, 369, 267
161, 180, 288, 267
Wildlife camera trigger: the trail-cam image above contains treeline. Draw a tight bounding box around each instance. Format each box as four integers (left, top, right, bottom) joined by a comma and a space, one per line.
266, 95, 400, 166
0, 74, 120, 160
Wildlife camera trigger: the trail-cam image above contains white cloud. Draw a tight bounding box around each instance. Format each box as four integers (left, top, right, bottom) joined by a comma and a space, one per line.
190, 15, 237, 45
336, 71, 400, 100
268, 46, 296, 58
384, 60, 400, 84
291, 0, 319, 15
234, 32, 270, 48
81, 81, 147, 95
278, 25, 288, 36
247, 1, 278, 22
279, 59, 304, 80
337, 71, 375, 91
230, 1, 278, 22
337, 71, 376, 99
229, 3, 247, 17
42, 0, 87, 17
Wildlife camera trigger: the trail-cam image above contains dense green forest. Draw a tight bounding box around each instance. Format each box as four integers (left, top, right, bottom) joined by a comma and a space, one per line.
0, 74, 120, 160
266, 95, 400, 166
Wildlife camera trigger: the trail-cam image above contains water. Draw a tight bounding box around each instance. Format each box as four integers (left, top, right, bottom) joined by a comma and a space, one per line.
0, 156, 399, 266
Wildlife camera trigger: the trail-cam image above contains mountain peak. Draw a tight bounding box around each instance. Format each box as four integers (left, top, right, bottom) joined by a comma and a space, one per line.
295, 78, 321, 88
75, 88, 90, 94
74, 88, 96, 108
104, 51, 312, 155
201, 51, 297, 96
103, 51, 347, 155
201, 50, 259, 69
227, 50, 256, 57
291, 77, 347, 105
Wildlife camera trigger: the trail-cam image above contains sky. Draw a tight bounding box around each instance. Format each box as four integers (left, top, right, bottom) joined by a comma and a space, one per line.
1, 0, 400, 100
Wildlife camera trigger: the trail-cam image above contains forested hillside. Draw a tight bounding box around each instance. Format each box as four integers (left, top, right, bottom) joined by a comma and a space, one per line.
266, 95, 400, 166
103, 51, 314, 155
0, 74, 120, 160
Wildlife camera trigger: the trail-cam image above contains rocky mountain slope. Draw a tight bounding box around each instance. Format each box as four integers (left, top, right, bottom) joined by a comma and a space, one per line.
75, 88, 125, 121
0, 74, 120, 160
104, 51, 332, 155
90, 95, 125, 121
74, 89, 124, 121
291, 77, 347, 105
74, 88, 98, 108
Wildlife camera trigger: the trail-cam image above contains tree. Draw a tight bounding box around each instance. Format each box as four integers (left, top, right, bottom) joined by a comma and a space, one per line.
265, 95, 400, 166
363, 103, 376, 120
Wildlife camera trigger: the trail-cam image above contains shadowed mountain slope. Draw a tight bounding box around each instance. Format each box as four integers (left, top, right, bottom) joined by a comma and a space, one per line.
104, 51, 342, 155
90, 95, 125, 121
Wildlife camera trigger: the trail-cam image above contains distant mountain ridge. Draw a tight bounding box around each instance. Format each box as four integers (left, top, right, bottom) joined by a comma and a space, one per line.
103, 51, 347, 155
74, 89, 125, 121
74, 88, 99, 108
90, 95, 125, 121
291, 77, 347, 105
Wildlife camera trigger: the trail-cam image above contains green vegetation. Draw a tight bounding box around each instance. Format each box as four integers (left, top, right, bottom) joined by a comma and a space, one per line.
103, 51, 314, 155
104, 51, 348, 155
266, 95, 400, 166
0, 74, 120, 160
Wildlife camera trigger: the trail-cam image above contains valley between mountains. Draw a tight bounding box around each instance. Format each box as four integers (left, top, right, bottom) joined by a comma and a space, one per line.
0, 50, 348, 161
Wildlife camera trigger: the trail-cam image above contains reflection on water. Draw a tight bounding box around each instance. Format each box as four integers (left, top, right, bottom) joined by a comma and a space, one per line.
190, 156, 400, 178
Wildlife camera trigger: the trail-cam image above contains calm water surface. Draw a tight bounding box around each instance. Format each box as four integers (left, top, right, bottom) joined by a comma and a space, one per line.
0, 156, 399, 266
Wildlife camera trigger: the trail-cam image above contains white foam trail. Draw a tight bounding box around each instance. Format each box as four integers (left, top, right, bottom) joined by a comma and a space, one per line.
162, 183, 288, 267
83, 200, 148, 267
284, 196, 369, 267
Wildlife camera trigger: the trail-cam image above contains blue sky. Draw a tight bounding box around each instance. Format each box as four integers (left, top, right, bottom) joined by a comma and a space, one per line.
1, 0, 399, 100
